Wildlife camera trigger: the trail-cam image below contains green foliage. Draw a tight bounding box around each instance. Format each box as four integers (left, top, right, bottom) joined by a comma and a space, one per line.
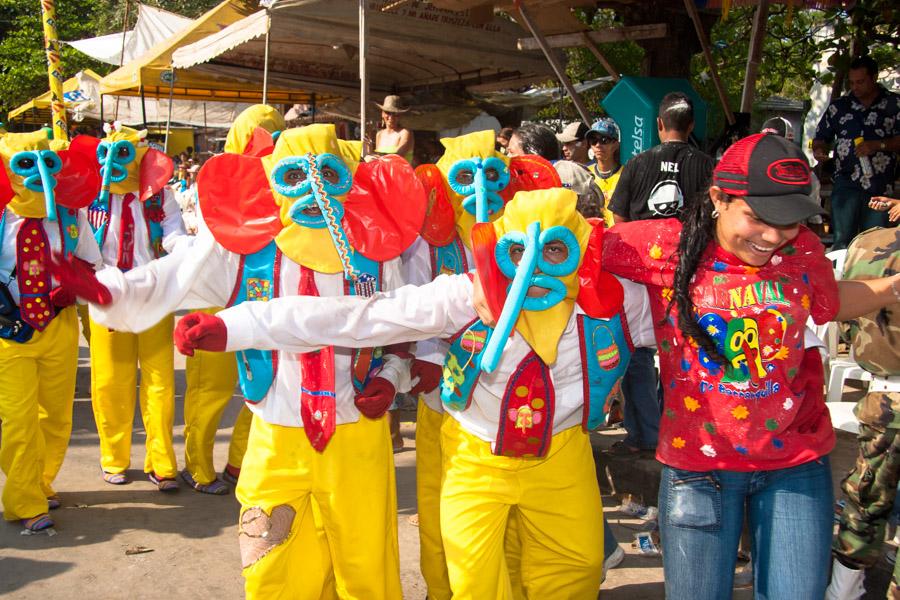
0, 0, 221, 117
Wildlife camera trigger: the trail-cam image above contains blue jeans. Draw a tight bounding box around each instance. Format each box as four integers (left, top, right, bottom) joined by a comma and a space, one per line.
622, 347, 661, 449
830, 176, 889, 250
658, 458, 833, 600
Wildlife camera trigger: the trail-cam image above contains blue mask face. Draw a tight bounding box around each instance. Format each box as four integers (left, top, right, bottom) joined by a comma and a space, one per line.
96, 139, 136, 206
479, 223, 581, 373
10, 149, 62, 220
447, 156, 510, 222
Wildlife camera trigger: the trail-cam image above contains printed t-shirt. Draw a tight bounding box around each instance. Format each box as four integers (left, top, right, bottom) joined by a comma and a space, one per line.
603, 219, 839, 471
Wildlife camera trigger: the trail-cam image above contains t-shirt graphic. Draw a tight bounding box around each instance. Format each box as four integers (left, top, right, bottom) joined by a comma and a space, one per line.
647, 179, 684, 217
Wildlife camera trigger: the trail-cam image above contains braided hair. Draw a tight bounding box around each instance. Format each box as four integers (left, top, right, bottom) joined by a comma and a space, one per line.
666, 188, 728, 366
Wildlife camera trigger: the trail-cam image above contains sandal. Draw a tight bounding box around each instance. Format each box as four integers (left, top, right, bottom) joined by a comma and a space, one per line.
102, 471, 130, 485
180, 470, 229, 495
148, 472, 179, 492
21, 513, 54, 532
407, 513, 419, 527
221, 464, 240, 486
47, 495, 61, 510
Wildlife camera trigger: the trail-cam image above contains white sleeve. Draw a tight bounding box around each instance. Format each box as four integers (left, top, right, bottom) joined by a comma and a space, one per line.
617, 276, 656, 348
160, 187, 189, 253
401, 237, 448, 366
74, 209, 103, 269
378, 256, 412, 392
90, 229, 235, 332
221, 273, 477, 354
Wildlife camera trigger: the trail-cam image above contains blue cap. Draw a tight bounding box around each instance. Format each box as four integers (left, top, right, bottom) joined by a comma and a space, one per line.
586, 118, 620, 143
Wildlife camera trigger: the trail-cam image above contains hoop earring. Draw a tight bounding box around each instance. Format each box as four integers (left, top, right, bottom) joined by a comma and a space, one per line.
711, 209, 720, 219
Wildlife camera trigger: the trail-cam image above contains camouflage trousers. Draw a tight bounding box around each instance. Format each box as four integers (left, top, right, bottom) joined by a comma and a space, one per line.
834, 395, 900, 595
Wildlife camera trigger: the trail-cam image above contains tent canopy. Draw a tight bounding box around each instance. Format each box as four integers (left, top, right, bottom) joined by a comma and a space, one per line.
100, 0, 331, 104
171, 0, 555, 98
63, 4, 192, 66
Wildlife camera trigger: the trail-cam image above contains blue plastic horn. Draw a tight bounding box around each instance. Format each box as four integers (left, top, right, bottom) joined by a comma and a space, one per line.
9, 150, 62, 221
479, 221, 541, 374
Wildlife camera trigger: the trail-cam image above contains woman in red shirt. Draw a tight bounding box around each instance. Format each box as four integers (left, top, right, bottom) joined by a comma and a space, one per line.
601, 133, 900, 598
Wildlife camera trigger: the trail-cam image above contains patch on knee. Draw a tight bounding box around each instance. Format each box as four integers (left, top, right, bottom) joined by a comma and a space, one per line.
239, 505, 296, 568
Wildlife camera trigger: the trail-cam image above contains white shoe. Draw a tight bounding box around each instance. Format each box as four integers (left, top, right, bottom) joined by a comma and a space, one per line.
824, 558, 866, 600
601, 545, 626, 583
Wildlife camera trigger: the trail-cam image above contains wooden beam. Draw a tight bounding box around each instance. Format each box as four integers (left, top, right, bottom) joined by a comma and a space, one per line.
740, 0, 769, 113
515, 1, 593, 125
518, 23, 667, 51
682, 0, 735, 125
580, 32, 620, 82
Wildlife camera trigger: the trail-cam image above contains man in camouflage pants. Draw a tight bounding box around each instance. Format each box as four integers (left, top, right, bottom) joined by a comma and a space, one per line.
827, 226, 900, 600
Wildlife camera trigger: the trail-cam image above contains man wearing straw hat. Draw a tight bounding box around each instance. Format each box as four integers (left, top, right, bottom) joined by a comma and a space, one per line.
374, 95, 415, 163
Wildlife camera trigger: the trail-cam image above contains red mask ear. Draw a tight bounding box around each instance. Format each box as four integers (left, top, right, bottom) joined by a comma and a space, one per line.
0, 162, 13, 211
197, 153, 281, 254
577, 218, 623, 318
55, 140, 102, 209
139, 148, 174, 201
415, 164, 456, 247
343, 155, 426, 261
502, 155, 562, 202
470, 222, 506, 323
243, 127, 276, 157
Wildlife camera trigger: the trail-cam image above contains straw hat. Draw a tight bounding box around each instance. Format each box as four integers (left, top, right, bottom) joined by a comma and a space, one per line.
375, 95, 410, 113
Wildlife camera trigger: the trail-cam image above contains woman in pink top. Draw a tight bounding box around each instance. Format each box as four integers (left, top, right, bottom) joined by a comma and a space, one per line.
600, 133, 900, 599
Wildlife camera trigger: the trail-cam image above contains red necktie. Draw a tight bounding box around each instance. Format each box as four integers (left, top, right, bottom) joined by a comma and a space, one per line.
297, 266, 336, 452
16, 218, 54, 331
117, 192, 136, 271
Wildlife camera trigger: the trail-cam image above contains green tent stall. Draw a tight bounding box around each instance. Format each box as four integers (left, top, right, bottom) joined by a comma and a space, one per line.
601, 76, 708, 165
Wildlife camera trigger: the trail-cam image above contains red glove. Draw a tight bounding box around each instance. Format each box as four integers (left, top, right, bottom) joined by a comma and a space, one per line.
409, 359, 443, 395
49, 253, 112, 305
174, 312, 227, 356
49, 285, 76, 309
354, 377, 396, 420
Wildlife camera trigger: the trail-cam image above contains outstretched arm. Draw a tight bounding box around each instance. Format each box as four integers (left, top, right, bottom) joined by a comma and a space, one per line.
217, 274, 476, 354
835, 275, 900, 322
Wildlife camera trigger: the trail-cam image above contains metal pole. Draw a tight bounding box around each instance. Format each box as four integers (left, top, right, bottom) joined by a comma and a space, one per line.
100, 93, 104, 122
515, 0, 592, 125
359, 0, 368, 148
311, 93, 316, 124
740, 0, 769, 113
40, 0, 68, 140
683, 0, 735, 125
164, 70, 175, 153
203, 101, 208, 154
114, 0, 130, 121
262, 11, 271, 105
140, 84, 147, 129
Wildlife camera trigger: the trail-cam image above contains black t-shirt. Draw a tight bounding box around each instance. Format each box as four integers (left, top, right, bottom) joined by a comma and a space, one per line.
609, 141, 714, 221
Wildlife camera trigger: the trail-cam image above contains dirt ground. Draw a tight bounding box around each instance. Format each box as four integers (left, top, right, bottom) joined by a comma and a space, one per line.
0, 335, 893, 599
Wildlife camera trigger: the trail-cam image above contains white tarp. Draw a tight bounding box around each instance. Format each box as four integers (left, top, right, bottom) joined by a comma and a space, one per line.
64, 4, 192, 66
69, 71, 251, 128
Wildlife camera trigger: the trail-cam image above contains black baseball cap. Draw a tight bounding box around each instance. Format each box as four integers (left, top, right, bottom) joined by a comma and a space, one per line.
713, 133, 823, 226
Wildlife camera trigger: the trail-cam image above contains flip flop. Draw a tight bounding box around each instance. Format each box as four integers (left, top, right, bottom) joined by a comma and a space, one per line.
221, 464, 240, 486
47, 495, 61, 510
102, 471, 130, 485
148, 472, 179, 492
21, 513, 54, 532
180, 469, 229, 495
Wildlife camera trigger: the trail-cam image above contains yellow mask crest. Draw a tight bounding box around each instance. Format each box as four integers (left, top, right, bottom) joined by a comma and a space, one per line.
0, 130, 65, 218
490, 188, 591, 365
224, 104, 285, 155
435, 130, 509, 248
262, 124, 361, 272
101, 124, 149, 194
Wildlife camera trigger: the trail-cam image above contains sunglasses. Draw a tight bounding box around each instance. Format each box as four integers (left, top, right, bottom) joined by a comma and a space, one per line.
590, 136, 616, 146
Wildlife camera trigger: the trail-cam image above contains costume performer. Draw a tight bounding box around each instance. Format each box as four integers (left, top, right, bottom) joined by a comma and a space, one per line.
181, 104, 285, 494
0, 129, 102, 530
407, 129, 560, 599
57, 124, 425, 599
175, 188, 655, 599
79, 123, 186, 490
